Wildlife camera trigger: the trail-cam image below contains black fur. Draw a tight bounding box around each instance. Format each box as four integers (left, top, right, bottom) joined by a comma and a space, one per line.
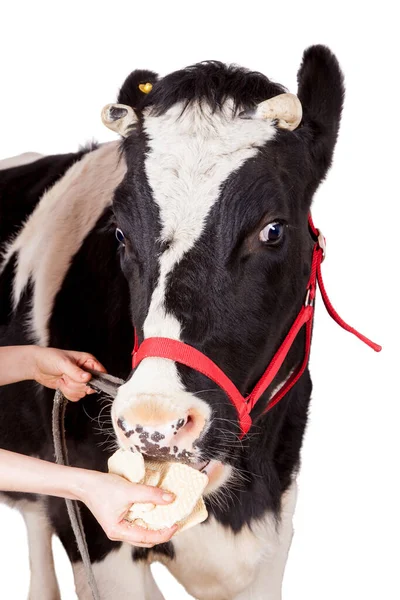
297, 45, 345, 190
0, 146, 96, 326
118, 69, 159, 108
0, 146, 96, 245
0, 46, 344, 577
136, 60, 286, 116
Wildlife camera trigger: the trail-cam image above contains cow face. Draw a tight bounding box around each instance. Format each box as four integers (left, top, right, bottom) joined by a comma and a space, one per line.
109, 47, 344, 489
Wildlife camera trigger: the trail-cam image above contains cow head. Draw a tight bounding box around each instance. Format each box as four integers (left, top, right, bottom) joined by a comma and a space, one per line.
105, 46, 344, 491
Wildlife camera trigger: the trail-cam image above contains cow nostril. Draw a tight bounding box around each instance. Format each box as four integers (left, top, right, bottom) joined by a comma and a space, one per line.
173, 414, 193, 434
115, 404, 206, 456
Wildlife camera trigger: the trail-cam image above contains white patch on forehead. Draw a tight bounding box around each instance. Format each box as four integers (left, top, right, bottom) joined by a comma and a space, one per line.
120, 101, 275, 405
143, 99, 275, 340
0, 142, 126, 346
144, 103, 275, 339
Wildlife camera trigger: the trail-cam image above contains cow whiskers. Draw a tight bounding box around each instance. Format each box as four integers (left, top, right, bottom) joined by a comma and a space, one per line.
208, 483, 241, 513
96, 404, 112, 429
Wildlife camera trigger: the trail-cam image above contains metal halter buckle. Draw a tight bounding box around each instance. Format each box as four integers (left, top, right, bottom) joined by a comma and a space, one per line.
317, 229, 326, 262
304, 288, 314, 307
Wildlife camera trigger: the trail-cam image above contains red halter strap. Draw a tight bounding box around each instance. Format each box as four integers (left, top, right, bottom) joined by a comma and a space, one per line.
132, 214, 381, 438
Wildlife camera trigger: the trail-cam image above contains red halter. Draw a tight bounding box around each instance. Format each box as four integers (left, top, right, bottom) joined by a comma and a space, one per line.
132, 214, 381, 438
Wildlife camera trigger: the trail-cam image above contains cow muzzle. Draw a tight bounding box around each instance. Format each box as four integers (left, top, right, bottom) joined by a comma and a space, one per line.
86, 370, 224, 485
112, 386, 211, 464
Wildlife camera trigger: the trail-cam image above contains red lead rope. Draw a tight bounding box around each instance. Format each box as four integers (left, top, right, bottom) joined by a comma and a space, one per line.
132, 215, 381, 437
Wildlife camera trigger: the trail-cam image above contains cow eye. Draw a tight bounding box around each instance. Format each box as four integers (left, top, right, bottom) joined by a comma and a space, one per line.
259, 222, 284, 244
115, 228, 125, 245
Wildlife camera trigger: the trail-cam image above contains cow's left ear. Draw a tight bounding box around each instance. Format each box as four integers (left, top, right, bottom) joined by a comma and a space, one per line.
101, 69, 159, 136
101, 104, 137, 137
118, 69, 159, 108
296, 45, 345, 183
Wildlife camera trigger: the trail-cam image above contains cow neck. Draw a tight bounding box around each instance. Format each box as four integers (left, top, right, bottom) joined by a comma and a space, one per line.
131, 213, 382, 438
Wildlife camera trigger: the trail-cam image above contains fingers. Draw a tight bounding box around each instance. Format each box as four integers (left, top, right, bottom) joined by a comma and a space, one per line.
60, 356, 92, 385
106, 520, 178, 547
82, 357, 107, 374
58, 352, 107, 399
70, 352, 107, 375
58, 375, 92, 401
128, 483, 175, 506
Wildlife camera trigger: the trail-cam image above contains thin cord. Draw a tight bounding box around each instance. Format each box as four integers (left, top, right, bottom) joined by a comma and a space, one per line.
52, 390, 101, 600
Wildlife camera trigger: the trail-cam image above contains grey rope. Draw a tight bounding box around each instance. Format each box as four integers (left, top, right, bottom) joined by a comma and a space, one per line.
52, 389, 101, 600
53, 369, 124, 600
52, 370, 124, 600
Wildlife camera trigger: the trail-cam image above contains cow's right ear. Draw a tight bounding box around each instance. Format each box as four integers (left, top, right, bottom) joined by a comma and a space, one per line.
297, 45, 345, 185
101, 103, 137, 137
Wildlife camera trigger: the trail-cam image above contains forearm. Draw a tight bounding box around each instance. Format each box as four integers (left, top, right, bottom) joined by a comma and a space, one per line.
0, 346, 38, 386
0, 449, 94, 501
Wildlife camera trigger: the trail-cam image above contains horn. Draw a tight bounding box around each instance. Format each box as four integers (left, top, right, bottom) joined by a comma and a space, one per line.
101, 103, 137, 137
240, 93, 302, 131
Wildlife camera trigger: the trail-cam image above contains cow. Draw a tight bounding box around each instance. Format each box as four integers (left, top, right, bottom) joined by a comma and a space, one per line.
0, 45, 346, 599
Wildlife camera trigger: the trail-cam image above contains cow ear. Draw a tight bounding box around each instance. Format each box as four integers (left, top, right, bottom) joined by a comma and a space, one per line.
297, 45, 345, 184
101, 104, 137, 137
118, 69, 159, 108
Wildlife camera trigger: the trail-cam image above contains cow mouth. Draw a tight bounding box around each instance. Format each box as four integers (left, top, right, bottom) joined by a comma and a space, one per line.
141, 452, 211, 474
139, 453, 226, 493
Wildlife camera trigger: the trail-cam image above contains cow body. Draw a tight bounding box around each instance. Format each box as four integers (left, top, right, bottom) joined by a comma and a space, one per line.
0, 46, 344, 599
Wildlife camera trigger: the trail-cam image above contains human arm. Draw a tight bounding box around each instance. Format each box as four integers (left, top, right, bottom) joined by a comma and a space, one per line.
0, 449, 177, 547
0, 345, 106, 400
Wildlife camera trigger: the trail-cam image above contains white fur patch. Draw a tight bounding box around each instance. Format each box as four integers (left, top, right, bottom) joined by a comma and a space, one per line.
0, 152, 43, 170
203, 461, 233, 496
0, 142, 126, 346
14, 499, 61, 600
72, 543, 164, 600
167, 481, 297, 600
115, 101, 275, 432
269, 369, 295, 399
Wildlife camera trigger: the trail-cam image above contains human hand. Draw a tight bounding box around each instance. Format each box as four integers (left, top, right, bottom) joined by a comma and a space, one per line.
81, 471, 178, 547
30, 346, 106, 401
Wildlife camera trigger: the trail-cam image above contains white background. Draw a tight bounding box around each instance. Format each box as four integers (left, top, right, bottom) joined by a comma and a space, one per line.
0, 1, 398, 598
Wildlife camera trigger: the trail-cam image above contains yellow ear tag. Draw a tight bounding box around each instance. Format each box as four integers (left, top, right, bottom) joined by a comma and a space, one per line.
139, 82, 153, 94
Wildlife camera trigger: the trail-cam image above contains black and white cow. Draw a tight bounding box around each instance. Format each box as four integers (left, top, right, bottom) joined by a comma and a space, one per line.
0, 45, 344, 599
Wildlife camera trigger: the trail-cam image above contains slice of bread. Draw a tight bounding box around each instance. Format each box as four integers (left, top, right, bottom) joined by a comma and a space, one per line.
108, 449, 208, 535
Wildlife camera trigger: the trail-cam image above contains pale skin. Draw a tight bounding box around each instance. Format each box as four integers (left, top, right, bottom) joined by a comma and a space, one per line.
0, 345, 177, 547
